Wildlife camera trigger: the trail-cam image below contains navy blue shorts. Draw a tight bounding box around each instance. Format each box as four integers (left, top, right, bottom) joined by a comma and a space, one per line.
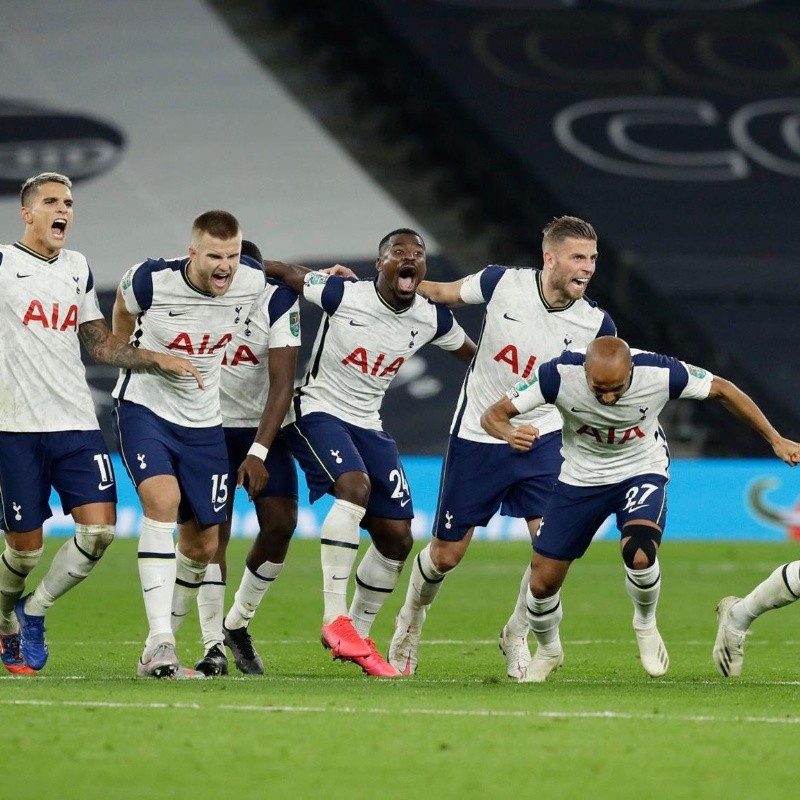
223, 426, 298, 500
283, 411, 413, 520
114, 401, 228, 527
0, 430, 116, 532
534, 473, 669, 561
433, 432, 562, 541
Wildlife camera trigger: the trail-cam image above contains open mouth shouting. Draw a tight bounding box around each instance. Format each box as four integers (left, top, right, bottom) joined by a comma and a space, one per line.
397, 265, 418, 296
51, 218, 68, 241
210, 269, 231, 293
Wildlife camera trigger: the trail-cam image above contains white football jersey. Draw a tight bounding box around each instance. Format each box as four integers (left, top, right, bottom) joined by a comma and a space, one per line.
112, 255, 266, 427
219, 280, 301, 428
0, 242, 104, 432
508, 349, 714, 486
453, 267, 615, 443
296, 274, 466, 430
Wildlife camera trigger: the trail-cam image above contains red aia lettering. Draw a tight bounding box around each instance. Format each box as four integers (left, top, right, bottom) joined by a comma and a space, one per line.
342, 347, 405, 377
167, 332, 232, 355
22, 300, 79, 332
493, 345, 537, 378
222, 344, 260, 367
576, 425, 645, 444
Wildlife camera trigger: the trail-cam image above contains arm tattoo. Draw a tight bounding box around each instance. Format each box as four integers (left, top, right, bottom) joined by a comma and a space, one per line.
79, 319, 156, 369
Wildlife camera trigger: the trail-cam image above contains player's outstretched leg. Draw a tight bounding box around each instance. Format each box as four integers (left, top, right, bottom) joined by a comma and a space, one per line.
713, 596, 747, 677
388, 545, 445, 675
499, 565, 533, 679
625, 559, 668, 677
195, 563, 228, 677
520, 588, 564, 683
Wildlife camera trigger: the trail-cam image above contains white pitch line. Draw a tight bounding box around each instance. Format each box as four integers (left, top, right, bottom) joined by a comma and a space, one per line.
3, 697, 800, 725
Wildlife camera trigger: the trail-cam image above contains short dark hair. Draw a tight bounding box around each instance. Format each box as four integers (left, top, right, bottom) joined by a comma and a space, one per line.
542, 216, 596, 250
378, 228, 425, 255
192, 210, 241, 241
20, 172, 72, 207
240, 239, 263, 263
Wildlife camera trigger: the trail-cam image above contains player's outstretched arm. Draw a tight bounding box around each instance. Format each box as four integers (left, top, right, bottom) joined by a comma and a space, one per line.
263, 260, 314, 294
417, 278, 465, 306
236, 345, 299, 500
708, 376, 800, 466
79, 318, 204, 389
480, 397, 539, 452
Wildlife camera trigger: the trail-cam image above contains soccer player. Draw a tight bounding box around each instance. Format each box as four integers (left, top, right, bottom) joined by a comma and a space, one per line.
713, 563, 800, 677
481, 336, 800, 682
189, 240, 301, 676
266, 229, 475, 676
0, 172, 201, 675
388, 216, 615, 678
112, 211, 267, 679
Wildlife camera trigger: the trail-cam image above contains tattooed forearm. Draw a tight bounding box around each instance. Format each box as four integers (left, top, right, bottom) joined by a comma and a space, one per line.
79, 319, 156, 369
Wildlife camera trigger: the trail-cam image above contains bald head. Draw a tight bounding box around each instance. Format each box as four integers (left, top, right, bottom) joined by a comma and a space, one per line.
584, 336, 632, 405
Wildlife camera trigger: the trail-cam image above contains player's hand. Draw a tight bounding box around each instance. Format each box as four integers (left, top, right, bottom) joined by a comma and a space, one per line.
237, 456, 269, 500
773, 437, 800, 466
508, 424, 539, 453
154, 354, 204, 389
323, 263, 357, 278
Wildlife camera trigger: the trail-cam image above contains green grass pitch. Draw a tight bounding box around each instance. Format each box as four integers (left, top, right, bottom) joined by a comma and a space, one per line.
4, 537, 799, 799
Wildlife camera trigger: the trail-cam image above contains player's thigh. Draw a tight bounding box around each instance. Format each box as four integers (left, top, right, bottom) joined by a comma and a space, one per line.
114, 402, 178, 487
535, 481, 616, 561
613, 474, 668, 532
500, 431, 561, 521
49, 430, 118, 516
284, 413, 366, 502
432, 437, 510, 542
350, 427, 413, 520
174, 425, 230, 528
0, 432, 51, 532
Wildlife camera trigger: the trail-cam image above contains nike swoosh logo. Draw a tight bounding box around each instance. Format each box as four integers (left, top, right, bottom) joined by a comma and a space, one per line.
213, 503, 226, 513
570, 407, 587, 413
348, 320, 368, 327
503, 312, 521, 322
332, 575, 349, 581
400, 499, 411, 507
16, 273, 33, 278
364, 610, 377, 616
97, 482, 114, 491
67, 571, 84, 579
143, 586, 159, 593
168, 310, 189, 317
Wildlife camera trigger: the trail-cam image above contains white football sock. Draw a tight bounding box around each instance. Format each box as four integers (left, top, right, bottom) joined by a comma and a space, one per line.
625, 559, 661, 630
320, 499, 365, 624
138, 517, 177, 645
526, 587, 563, 656
0, 546, 41, 631
733, 561, 800, 630
171, 548, 208, 634
225, 560, 284, 630
349, 544, 404, 638
26, 524, 115, 617
397, 544, 445, 628
505, 563, 532, 638
197, 562, 225, 650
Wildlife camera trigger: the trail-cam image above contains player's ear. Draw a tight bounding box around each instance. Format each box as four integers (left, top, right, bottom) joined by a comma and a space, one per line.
20, 206, 32, 224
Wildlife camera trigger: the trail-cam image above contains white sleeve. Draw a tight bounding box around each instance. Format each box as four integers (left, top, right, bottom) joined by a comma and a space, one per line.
507, 372, 547, 415
458, 270, 488, 305
679, 362, 714, 400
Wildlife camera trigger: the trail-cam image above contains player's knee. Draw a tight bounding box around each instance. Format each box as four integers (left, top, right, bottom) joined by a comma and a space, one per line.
621, 524, 661, 569
430, 539, 464, 573
75, 523, 115, 560
2, 545, 43, 575
333, 472, 371, 507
